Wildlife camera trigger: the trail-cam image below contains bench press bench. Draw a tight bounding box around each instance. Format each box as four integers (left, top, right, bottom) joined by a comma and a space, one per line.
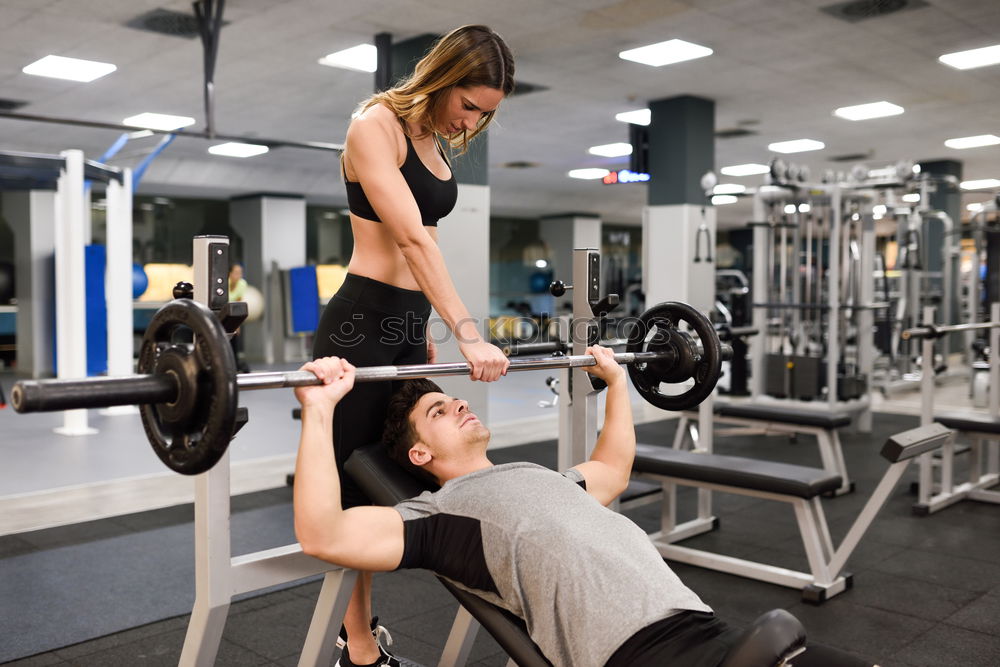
675, 402, 855, 496
345, 443, 807, 667
633, 422, 952, 603
914, 411, 1000, 515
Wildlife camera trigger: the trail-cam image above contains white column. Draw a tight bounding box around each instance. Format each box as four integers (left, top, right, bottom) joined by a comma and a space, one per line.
3, 190, 56, 378
54, 150, 96, 435
433, 183, 491, 426
229, 195, 307, 365
103, 169, 136, 415
642, 204, 716, 311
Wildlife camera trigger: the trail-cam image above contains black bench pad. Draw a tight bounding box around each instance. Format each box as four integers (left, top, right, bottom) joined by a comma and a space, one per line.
934, 411, 1000, 435
634, 444, 843, 498
716, 403, 852, 429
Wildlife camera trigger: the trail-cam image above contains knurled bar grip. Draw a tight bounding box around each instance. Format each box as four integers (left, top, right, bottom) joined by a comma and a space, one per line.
12, 351, 671, 414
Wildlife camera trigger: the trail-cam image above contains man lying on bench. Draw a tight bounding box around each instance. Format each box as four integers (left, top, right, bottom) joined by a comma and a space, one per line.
292, 348, 875, 667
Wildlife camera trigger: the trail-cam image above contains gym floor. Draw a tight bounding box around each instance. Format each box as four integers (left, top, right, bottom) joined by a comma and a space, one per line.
1, 368, 998, 666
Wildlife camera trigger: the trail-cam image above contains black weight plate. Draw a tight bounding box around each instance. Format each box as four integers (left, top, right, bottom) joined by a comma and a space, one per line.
626, 302, 722, 411
137, 299, 237, 475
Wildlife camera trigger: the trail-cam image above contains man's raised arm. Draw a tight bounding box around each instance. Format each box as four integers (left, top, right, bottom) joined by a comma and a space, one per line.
292, 357, 404, 571
571, 346, 637, 505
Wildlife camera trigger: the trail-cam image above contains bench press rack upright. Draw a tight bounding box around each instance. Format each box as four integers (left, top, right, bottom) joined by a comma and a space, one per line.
178, 236, 358, 667
908, 303, 1000, 515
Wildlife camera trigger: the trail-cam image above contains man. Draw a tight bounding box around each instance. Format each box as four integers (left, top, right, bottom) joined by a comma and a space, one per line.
292, 349, 873, 667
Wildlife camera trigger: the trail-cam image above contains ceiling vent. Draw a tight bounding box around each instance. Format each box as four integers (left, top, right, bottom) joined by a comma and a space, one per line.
511, 81, 548, 97
821, 0, 928, 23
715, 127, 756, 139
0, 98, 27, 111
830, 151, 875, 162
125, 8, 227, 38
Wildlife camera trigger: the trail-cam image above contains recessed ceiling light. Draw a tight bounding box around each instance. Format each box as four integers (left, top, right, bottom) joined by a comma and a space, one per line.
783, 204, 797, 214
798, 203, 811, 213
122, 112, 196, 131
833, 101, 904, 121
318, 44, 377, 73
208, 142, 269, 158
720, 163, 770, 177
944, 134, 1000, 150
588, 142, 633, 157
901, 193, 920, 203
768, 139, 825, 154
615, 109, 650, 126
960, 178, 1000, 190
568, 168, 610, 180
711, 195, 738, 206
22, 55, 116, 82
939, 44, 1000, 70
619, 39, 713, 67
713, 183, 745, 195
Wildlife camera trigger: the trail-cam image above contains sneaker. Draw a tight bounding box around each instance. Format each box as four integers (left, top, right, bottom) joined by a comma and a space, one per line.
335, 644, 400, 667
336, 617, 397, 667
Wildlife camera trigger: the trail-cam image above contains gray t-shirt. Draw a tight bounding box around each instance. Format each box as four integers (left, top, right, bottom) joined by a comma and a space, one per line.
393, 462, 711, 667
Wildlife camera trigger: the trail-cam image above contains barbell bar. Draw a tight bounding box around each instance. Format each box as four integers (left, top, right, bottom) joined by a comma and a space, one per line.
901, 320, 1000, 341
12, 351, 679, 414
11, 298, 723, 475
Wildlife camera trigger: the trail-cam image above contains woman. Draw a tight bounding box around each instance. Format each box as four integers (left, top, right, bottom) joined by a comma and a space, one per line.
313, 25, 515, 667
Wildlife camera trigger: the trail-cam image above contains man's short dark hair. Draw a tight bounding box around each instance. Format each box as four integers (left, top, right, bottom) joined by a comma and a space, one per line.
382, 379, 443, 486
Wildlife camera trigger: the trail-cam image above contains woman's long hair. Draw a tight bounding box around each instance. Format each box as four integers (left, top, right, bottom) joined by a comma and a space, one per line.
355, 25, 515, 155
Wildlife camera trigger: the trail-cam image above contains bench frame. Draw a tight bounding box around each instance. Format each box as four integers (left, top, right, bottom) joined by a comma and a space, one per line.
915, 303, 1000, 515
674, 407, 854, 496
635, 425, 951, 602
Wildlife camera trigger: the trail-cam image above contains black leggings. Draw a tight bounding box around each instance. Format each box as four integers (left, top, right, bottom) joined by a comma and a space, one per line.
313, 273, 430, 508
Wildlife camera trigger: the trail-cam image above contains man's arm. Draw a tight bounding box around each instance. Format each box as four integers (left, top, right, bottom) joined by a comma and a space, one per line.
292, 357, 405, 571
571, 346, 636, 505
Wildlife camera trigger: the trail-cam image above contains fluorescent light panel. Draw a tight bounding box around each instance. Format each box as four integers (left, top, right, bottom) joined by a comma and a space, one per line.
619, 39, 712, 67
968, 202, 987, 212
939, 44, 1000, 70
713, 183, 745, 195
960, 178, 1000, 190
123, 112, 196, 131
768, 138, 825, 154
712, 195, 738, 206
945, 134, 1000, 150
208, 142, 269, 158
318, 44, 377, 72
588, 142, 633, 157
721, 163, 770, 177
833, 101, 904, 121
22, 55, 116, 82
568, 168, 609, 180
615, 109, 650, 126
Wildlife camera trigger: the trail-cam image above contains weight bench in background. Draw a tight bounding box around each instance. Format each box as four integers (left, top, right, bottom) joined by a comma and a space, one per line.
634, 422, 953, 603
675, 402, 855, 496
916, 411, 1000, 515
345, 444, 808, 667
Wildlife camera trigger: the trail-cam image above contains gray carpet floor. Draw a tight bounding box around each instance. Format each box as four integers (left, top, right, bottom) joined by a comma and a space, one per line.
2, 412, 1000, 666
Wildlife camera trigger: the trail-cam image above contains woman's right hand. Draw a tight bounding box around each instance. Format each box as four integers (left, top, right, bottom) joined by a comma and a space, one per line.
459, 340, 510, 382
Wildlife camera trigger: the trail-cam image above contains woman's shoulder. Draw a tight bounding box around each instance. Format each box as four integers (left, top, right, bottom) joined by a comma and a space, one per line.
351, 103, 402, 136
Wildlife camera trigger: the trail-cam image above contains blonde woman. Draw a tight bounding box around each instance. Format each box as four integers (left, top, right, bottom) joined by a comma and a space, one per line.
312, 25, 514, 667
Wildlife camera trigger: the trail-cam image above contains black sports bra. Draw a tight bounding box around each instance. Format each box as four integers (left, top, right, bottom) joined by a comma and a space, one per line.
344, 134, 458, 227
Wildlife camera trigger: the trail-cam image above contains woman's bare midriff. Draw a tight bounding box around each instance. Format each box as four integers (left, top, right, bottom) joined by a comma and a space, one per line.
346, 216, 437, 291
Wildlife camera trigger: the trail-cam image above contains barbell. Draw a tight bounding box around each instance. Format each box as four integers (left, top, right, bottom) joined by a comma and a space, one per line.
12, 298, 723, 475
